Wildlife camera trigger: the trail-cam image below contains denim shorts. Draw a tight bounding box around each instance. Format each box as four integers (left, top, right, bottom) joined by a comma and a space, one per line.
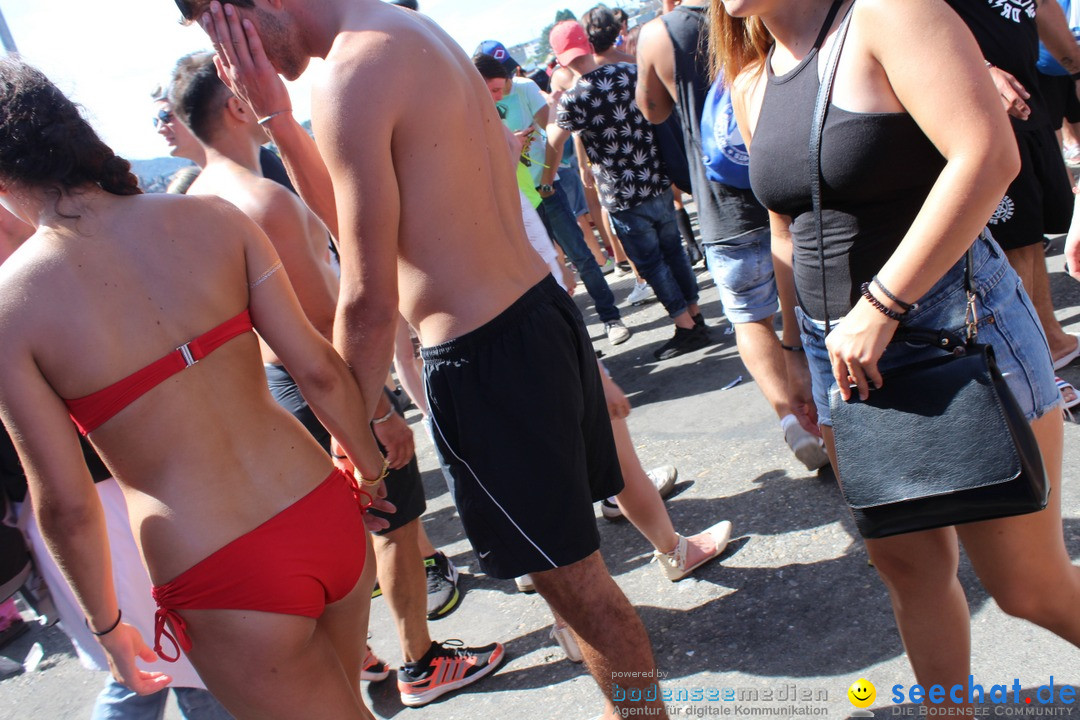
797, 233, 1060, 427
704, 227, 779, 324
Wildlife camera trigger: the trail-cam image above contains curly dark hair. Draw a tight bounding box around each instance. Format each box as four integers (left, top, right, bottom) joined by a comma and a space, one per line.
582, 5, 622, 54
0, 56, 141, 198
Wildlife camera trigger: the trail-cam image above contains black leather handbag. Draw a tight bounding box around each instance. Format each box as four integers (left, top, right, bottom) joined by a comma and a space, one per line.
810, 2, 1049, 539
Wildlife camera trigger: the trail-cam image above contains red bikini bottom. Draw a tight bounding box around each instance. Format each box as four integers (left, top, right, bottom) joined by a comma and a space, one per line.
151, 469, 369, 661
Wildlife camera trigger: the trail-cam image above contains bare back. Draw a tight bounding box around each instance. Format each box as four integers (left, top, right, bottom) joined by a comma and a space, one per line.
0, 191, 333, 582
189, 160, 340, 363
312, 4, 548, 346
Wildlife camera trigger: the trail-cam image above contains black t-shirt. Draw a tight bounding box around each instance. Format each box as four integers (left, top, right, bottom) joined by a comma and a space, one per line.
945, 0, 1050, 132
557, 63, 671, 212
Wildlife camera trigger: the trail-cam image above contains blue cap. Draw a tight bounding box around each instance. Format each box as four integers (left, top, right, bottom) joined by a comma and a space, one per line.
474, 40, 520, 73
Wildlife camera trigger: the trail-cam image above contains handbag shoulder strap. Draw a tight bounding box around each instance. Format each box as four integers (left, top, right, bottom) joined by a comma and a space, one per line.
810, 0, 856, 334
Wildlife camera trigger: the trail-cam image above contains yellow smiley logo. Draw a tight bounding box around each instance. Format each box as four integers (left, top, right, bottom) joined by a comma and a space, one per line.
848, 679, 876, 708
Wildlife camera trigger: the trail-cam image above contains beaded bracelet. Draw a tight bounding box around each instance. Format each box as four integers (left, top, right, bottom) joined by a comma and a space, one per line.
357, 457, 390, 487
860, 282, 906, 321
871, 275, 916, 313
86, 609, 122, 637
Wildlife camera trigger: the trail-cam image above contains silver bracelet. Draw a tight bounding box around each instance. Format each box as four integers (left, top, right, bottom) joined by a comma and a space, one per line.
257, 109, 291, 126
372, 408, 395, 425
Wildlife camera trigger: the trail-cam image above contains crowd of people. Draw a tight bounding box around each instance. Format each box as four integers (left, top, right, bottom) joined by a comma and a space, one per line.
0, 0, 1078, 718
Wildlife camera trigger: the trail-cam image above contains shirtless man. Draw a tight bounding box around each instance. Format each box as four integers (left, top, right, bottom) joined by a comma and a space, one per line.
169, 51, 495, 707
175, 1, 666, 715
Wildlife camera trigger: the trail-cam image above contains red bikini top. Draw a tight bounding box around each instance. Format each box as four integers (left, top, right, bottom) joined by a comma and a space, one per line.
64, 309, 254, 435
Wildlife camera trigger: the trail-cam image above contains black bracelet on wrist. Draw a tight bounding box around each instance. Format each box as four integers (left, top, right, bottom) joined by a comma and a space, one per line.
871, 275, 916, 312
86, 609, 122, 637
330, 453, 348, 460
861, 282, 906, 321
780, 343, 804, 352
1071, 71, 1080, 81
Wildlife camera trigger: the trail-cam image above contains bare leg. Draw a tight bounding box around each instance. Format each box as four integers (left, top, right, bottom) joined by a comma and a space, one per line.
734, 317, 794, 419
957, 411, 1080, 645
609, 415, 677, 552
530, 552, 667, 718
583, 181, 626, 263
1005, 244, 1076, 362
371, 518, 432, 662
416, 522, 436, 558
822, 426, 972, 691
182, 558, 376, 720
610, 416, 721, 566
576, 212, 608, 265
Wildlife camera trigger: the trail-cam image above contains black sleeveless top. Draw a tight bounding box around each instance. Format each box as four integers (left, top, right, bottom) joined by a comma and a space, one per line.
661, 5, 768, 243
749, 1, 946, 320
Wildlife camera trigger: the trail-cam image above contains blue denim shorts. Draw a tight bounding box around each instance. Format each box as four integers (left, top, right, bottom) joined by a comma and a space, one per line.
704, 227, 779, 324
797, 233, 1060, 427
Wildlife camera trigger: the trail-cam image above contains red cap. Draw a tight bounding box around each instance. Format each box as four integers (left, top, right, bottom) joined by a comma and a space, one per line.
549, 20, 592, 67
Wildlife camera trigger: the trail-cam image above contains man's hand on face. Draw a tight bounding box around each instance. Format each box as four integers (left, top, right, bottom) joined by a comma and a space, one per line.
201, 1, 292, 121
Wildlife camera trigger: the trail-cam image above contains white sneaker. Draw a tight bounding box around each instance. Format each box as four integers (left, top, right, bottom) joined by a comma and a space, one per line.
550, 623, 583, 663
601, 465, 678, 520
625, 280, 654, 306
782, 419, 829, 471
605, 320, 631, 345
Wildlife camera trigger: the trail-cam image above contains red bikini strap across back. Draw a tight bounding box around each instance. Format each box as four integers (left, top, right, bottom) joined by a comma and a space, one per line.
64, 309, 253, 435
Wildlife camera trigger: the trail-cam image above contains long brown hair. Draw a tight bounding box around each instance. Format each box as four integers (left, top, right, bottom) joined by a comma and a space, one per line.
0, 56, 141, 198
709, 0, 773, 84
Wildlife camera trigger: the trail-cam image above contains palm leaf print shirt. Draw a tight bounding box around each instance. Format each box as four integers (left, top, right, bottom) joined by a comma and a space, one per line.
556, 63, 670, 212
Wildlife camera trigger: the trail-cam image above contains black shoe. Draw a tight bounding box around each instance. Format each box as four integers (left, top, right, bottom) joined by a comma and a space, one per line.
691, 312, 706, 328
425, 551, 461, 620
398, 640, 506, 706
653, 324, 709, 360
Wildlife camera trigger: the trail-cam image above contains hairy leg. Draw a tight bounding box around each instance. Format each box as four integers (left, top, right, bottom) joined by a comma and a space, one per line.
530, 551, 667, 718
371, 518, 432, 662
734, 317, 794, 419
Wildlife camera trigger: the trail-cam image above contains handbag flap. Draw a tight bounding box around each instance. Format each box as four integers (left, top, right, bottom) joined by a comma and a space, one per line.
829, 348, 1022, 509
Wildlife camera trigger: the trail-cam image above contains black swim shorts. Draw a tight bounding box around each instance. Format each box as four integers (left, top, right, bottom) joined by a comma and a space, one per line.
421, 274, 624, 579
986, 125, 1073, 250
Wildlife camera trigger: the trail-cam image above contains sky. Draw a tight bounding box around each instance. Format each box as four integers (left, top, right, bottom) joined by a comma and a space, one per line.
0, 0, 630, 161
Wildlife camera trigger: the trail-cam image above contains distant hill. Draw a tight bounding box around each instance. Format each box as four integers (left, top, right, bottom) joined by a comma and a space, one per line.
129, 156, 196, 194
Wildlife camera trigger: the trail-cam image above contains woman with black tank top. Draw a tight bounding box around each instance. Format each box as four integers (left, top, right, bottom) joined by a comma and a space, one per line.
712, 0, 1079, 693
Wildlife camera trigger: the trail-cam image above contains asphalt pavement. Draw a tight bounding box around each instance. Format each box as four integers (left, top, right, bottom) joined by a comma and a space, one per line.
1, 233, 1078, 720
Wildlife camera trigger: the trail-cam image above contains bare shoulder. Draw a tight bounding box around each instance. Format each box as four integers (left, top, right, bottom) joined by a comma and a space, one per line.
852, 0, 963, 36
637, 16, 673, 58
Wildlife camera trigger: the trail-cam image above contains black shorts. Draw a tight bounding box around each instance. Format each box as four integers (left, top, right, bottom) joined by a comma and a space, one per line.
265, 363, 426, 534
986, 126, 1073, 250
1037, 72, 1080, 129
421, 275, 623, 579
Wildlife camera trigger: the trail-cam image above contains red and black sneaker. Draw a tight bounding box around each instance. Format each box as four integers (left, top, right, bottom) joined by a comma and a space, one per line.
397, 639, 505, 707
361, 646, 390, 682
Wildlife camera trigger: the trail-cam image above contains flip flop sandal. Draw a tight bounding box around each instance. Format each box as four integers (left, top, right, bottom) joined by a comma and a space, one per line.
1056, 376, 1080, 410
1052, 334, 1080, 371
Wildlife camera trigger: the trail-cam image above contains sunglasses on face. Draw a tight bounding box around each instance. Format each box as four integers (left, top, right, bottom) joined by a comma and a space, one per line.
153, 108, 173, 128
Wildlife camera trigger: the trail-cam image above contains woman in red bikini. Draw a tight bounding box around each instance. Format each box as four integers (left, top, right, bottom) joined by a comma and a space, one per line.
0, 57, 389, 719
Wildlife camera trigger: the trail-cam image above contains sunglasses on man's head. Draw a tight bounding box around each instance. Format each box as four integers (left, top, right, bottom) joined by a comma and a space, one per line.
153, 109, 173, 128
